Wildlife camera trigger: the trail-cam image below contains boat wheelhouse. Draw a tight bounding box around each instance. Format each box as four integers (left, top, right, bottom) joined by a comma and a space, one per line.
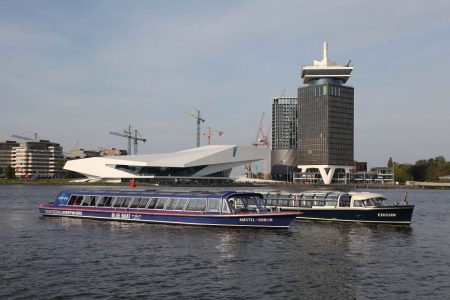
38, 190, 296, 228
263, 191, 414, 225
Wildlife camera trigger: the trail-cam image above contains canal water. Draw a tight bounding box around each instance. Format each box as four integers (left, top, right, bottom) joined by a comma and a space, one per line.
1, 185, 449, 299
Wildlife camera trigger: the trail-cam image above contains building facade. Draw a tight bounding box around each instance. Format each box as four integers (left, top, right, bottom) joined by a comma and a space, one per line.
64, 145, 268, 183
297, 42, 354, 184
0, 141, 19, 172
12, 140, 64, 178
271, 97, 298, 181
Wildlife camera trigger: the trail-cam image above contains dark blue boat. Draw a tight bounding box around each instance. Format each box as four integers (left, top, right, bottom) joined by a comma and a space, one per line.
263, 191, 414, 225
38, 190, 296, 228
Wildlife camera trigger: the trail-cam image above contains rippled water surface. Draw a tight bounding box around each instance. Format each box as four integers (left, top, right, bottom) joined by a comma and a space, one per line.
1, 185, 450, 299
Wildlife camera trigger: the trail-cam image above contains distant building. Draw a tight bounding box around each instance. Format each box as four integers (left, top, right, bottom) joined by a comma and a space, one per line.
99, 147, 127, 156
0, 141, 19, 174
0, 141, 19, 171
297, 42, 354, 184
66, 149, 101, 160
353, 161, 367, 172
271, 97, 298, 181
11, 140, 64, 178
370, 167, 394, 184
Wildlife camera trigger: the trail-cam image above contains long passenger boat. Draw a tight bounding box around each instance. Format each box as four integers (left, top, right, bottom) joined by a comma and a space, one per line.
38, 190, 297, 228
263, 191, 414, 225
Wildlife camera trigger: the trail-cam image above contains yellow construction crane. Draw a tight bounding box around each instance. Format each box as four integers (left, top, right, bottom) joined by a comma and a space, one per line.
109, 125, 146, 155
185, 109, 205, 147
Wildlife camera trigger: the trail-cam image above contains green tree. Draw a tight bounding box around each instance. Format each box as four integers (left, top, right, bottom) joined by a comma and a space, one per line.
425, 156, 450, 181
5, 166, 16, 179
394, 164, 414, 183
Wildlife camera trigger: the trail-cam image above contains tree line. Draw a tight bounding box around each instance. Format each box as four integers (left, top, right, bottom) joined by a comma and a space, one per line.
391, 156, 450, 183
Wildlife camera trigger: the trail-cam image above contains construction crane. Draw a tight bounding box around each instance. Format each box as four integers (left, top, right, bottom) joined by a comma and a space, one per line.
11, 132, 40, 141
185, 109, 205, 147
109, 125, 146, 155
252, 112, 271, 148
251, 113, 271, 179
202, 127, 224, 145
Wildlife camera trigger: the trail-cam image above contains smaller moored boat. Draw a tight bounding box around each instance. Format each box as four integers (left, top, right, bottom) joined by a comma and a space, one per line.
38, 190, 297, 228
263, 191, 414, 225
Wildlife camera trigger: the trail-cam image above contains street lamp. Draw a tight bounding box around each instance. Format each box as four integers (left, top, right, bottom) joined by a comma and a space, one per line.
283, 159, 288, 183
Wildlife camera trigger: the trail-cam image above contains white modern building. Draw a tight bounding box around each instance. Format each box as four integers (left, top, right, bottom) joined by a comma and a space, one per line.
64, 145, 268, 182
12, 140, 64, 178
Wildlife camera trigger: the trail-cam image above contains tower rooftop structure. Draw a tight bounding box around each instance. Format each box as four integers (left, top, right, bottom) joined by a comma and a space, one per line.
301, 41, 353, 84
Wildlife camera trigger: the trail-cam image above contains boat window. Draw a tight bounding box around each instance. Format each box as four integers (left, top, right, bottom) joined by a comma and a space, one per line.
222, 199, 230, 213
174, 198, 189, 210
300, 200, 312, 208
373, 197, 384, 206
186, 198, 207, 212
146, 198, 157, 209
81, 196, 91, 206
207, 198, 221, 212
74, 196, 83, 205
353, 200, 364, 207
121, 197, 133, 208
129, 197, 140, 208
104, 196, 114, 207
339, 195, 351, 207
281, 199, 291, 207
313, 200, 325, 206
325, 200, 337, 207
155, 198, 167, 209
96, 197, 106, 207
89, 196, 98, 206
165, 198, 178, 210
363, 198, 377, 207
67, 195, 77, 205
137, 197, 150, 208
113, 197, 125, 207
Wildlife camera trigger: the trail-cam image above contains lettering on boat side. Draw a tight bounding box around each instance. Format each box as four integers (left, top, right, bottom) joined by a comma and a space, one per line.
378, 213, 396, 217
45, 210, 82, 216
239, 217, 273, 222
111, 213, 142, 220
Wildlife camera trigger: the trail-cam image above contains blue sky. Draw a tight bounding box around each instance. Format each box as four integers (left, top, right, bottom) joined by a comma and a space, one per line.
1, 0, 449, 168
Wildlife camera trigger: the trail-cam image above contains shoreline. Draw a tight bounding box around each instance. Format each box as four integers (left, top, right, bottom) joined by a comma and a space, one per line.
1, 178, 448, 190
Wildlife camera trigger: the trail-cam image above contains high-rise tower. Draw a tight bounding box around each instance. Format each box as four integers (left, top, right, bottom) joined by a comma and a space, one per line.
297, 42, 354, 184
271, 97, 298, 181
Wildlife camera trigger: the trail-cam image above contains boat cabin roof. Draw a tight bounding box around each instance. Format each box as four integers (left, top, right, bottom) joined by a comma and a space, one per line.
350, 192, 386, 201
58, 189, 260, 199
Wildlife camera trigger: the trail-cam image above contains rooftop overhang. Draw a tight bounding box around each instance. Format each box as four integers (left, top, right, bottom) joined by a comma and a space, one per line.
301, 66, 353, 84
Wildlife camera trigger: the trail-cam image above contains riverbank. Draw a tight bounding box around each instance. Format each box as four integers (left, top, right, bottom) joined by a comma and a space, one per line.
1, 178, 448, 189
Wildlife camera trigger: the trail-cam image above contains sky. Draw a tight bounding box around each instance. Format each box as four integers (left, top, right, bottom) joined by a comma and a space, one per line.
1, 0, 450, 169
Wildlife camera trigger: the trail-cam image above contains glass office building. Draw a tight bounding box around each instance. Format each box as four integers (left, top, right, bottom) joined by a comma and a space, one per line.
297, 80, 354, 165
296, 42, 354, 184
271, 97, 298, 180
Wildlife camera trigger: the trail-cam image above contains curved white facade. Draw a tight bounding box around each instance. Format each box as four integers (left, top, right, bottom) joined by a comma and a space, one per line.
64, 145, 268, 181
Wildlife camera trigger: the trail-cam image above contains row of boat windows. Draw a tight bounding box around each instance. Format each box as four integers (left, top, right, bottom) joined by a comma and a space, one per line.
67, 195, 229, 213
264, 197, 351, 208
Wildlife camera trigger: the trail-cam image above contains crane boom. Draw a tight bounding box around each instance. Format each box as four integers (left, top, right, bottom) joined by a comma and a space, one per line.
109, 125, 147, 155
11, 132, 40, 141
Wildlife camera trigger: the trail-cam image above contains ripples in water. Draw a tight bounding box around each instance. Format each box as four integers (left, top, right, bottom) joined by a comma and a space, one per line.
1, 185, 450, 299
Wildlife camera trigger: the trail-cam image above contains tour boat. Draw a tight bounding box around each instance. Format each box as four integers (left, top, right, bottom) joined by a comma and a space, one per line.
263, 190, 414, 225
38, 190, 297, 228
